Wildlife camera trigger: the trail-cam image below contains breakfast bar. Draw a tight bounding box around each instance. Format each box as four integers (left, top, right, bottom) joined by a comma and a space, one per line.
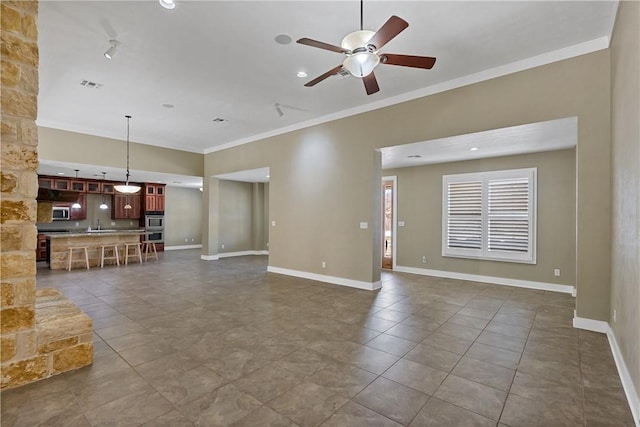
44, 230, 146, 270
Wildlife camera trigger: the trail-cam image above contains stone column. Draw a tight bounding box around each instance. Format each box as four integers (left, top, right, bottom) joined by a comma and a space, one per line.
1, 0, 44, 387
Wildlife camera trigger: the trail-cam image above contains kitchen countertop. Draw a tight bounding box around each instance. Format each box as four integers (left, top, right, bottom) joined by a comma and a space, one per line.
42, 229, 147, 238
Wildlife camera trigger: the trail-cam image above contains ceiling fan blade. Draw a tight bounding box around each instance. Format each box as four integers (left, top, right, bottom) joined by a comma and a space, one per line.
363, 72, 380, 95
381, 54, 436, 69
366, 15, 409, 51
304, 65, 344, 87
297, 38, 349, 54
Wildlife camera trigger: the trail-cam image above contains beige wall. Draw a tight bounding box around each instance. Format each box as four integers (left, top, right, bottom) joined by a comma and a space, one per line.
386, 149, 576, 285
164, 187, 203, 247
219, 180, 253, 253
610, 0, 640, 404
38, 127, 204, 177
204, 50, 610, 313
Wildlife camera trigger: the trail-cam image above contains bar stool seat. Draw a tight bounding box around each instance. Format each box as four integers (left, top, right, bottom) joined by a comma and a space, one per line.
99, 244, 120, 268
123, 242, 143, 265
142, 241, 159, 262
67, 246, 90, 271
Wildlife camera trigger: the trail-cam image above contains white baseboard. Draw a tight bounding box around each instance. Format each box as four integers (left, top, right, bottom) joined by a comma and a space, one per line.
573, 317, 640, 426
607, 327, 640, 427
394, 265, 574, 295
218, 250, 268, 258
164, 244, 202, 251
200, 254, 219, 261
267, 266, 381, 291
572, 316, 609, 333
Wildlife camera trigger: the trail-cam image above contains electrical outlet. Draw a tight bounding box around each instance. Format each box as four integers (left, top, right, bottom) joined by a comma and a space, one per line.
129, 221, 133, 226
221, 244, 225, 249
422, 256, 427, 264
613, 309, 617, 323
398, 221, 405, 227
554, 269, 560, 277
75, 222, 79, 226
184, 238, 188, 242
322, 261, 326, 268
191, 238, 195, 242
271, 220, 276, 227
111, 222, 115, 226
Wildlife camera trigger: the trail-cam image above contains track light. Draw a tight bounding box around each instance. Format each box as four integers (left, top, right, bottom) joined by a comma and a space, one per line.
104, 40, 119, 60
159, 0, 176, 10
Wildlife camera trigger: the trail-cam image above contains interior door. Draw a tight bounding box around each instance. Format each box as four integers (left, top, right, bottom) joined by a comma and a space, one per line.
382, 180, 394, 269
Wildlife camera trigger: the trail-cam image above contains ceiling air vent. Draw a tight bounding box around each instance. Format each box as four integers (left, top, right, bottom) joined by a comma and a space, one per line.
335, 69, 351, 79
80, 80, 103, 89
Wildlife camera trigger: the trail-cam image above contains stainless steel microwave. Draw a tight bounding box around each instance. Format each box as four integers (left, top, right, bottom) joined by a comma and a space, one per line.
52, 206, 70, 220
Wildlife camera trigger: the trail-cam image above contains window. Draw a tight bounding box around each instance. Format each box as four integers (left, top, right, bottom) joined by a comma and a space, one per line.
442, 168, 537, 263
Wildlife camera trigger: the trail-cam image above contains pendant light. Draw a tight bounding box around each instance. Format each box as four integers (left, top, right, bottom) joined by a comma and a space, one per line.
71, 170, 82, 209
114, 115, 141, 194
99, 172, 109, 210
124, 195, 132, 210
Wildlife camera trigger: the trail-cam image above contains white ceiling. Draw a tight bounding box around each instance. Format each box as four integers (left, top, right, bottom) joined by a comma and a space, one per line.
37, 1, 617, 157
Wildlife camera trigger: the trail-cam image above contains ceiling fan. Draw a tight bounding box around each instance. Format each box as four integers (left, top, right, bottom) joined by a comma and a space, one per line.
297, 1, 436, 95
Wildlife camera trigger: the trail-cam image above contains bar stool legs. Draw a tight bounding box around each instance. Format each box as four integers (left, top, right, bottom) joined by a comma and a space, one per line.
142, 241, 158, 262
124, 242, 143, 265
99, 244, 120, 268
67, 246, 90, 271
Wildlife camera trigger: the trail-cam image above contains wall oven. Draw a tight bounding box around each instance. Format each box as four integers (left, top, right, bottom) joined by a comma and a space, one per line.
145, 215, 164, 229
145, 230, 164, 243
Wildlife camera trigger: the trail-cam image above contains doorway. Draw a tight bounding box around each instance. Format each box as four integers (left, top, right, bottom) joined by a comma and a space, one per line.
382, 176, 396, 270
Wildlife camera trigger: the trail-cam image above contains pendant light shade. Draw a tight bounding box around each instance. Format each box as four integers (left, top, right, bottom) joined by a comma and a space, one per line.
71, 169, 82, 209
114, 115, 141, 194
99, 172, 109, 210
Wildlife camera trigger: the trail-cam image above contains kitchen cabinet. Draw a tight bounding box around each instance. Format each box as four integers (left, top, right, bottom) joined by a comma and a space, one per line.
86, 181, 102, 193
112, 194, 141, 219
53, 179, 71, 190
37, 234, 47, 261
102, 182, 116, 194
144, 184, 165, 213
38, 177, 54, 189
69, 193, 86, 220
71, 180, 86, 192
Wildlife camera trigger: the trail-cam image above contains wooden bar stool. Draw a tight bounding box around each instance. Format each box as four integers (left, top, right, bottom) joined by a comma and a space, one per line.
99, 244, 120, 268
142, 241, 158, 262
123, 242, 143, 265
67, 246, 90, 271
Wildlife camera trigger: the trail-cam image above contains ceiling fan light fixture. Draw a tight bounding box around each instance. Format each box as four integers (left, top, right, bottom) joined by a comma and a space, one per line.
343, 51, 379, 78
158, 0, 176, 10
341, 30, 375, 51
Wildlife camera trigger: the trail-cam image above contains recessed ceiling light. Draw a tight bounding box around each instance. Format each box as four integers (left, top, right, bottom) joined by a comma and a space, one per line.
296, 71, 307, 78
274, 34, 292, 45
57, 172, 65, 175
470, 147, 479, 151
159, 0, 176, 10
162, 103, 174, 109
407, 154, 422, 159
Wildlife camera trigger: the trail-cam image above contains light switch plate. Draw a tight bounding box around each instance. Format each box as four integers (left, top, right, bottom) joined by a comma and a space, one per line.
271, 220, 276, 227
359, 222, 368, 229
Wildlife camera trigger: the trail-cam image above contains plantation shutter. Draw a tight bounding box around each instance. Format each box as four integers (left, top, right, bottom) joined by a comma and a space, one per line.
446, 180, 483, 251
487, 178, 530, 253
442, 168, 536, 263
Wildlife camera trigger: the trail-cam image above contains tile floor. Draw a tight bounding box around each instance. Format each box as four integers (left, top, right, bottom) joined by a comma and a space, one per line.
1, 250, 634, 426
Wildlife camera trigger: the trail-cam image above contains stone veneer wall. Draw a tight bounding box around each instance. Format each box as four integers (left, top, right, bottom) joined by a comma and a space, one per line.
1, 0, 41, 385
1, 1, 93, 389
